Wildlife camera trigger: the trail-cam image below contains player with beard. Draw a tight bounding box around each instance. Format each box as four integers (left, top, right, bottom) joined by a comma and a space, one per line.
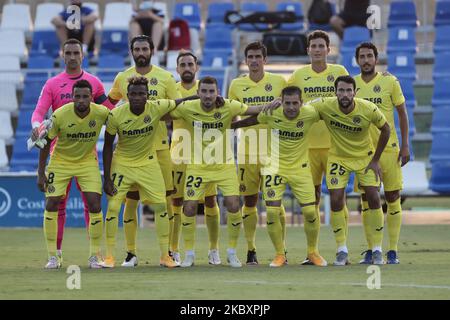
308, 76, 390, 266
107, 35, 181, 267
170, 51, 221, 265
354, 42, 410, 265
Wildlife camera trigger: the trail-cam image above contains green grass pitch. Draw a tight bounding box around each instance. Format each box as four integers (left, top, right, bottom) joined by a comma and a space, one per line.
1, 225, 449, 299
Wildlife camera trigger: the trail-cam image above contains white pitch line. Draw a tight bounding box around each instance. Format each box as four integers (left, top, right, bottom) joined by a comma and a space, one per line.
342, 282, 450, 290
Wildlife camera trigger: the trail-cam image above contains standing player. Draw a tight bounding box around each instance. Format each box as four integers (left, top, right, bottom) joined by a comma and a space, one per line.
37, 80, 109, 269
31, 38, 114, 263
232, 86, 328, 267
354, 43, 410, 264
287, 31, 350, 253
309, 76, 390, 265
171, 51, 221, 265
168, 76, 279, 268
107, 35, 181, 267
103, 76, 185, 268
228, 42, 286, 265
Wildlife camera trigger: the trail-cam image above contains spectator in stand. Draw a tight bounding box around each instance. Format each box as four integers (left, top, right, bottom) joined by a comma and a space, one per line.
330, 0, 370, 39
52, 0, 97, 55
129, 1, 165, 52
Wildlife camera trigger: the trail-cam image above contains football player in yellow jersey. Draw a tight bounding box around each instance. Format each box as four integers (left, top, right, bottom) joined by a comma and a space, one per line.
166, 76, 280, 268
287, 31, 349, 231
107, 35, 181, 267
231, 86, 327, 267
354, 43, 410, 265
103, 76, 189, 269
309, 76, 390, 266
228, 42, 287, 265
171, 51, 221, 265
37, 80, 109, 269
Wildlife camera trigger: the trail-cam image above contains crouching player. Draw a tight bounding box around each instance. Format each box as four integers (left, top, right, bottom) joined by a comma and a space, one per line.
232, 86, 327, 267
37, 80, 109, 269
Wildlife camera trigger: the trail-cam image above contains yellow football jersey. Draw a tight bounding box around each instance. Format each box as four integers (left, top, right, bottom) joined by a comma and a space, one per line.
172, 81, 199, 162
48, 102, 109, 165
310, 97, 387, 159
288, 64, 348, 149
106, 99, 176, 167
228, 72, 286, 155
108, 65, 181, 150
170, 99, 248, 170
257, 105, 320, 173
355, 72, 405, 153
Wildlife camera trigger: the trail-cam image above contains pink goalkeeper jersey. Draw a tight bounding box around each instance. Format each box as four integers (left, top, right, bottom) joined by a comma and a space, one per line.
31, 70, 113, 125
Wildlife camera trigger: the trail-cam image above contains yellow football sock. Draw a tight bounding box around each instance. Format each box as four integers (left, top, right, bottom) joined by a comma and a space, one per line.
280, 204, 286, 250
242, 205, 257, 251
181, 213, 196, 251
89, 212, 103, 257
302, 205, 320, 254
123, 198, 138, 254
227, 210, 242, 249
43, 210, 58, 257
343, 205, 349, 238
387, 198, 402, 251
205, 204, 220, 250
331, 208, 347, 248
105, 200, 121, 257
171, 205, 182, 252
361, 199, 372, 250
153, 202, 170, 258
266, 206, 284, 255
371, 207, 384, 249
166, 196, 173, 253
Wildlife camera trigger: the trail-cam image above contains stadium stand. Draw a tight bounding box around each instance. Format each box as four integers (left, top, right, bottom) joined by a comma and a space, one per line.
387, 27, 417, 54
434, 25, 450, 53
387, 52, 417, 80
431, 78, 450, 107
430, 161, 450, 193
387, 0, 418, 27
0, 55, 22, 86
173, 2, 201, 30
0, 30, 28, 61
239, 2, 269, 32
432, 52, 450, 79
434, 0, 450, 26
0, 111, 14, 143
340, 26, 371, 54
430, 133, 450, 163
0, 138, 8, 170
0, 83, 19, 114
101, 2, 133, 56
206, 1, 235, 29
276, 2, 305, 31
340, 53, 360, 76
0, 3, 33, 35
431, 106, 450, 134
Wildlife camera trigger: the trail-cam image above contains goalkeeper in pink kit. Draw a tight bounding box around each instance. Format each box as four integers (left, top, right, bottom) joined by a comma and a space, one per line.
31, 39, 114, 261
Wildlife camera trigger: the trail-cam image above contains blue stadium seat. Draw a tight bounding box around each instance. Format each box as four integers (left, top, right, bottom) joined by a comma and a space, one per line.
394, 106, 416, 136
400, 78, 416, 109
431, 107, 450, 134
26, 55, 54, 81
21, 80, 46, 108
31, 31, 60, 57
430, 133, 450, 163
387, 27, 417, 54
97, 54, 125, 82
321, 173, 355, 195
435, 0, 450, 26
199, 68, 225, 93
434, 26, 450, 53
387, 53, 416, 81
100, 30, 129, 56
173, 2, 201, 30
239, 2, 268, 32
276, 2, 304, 31
207, 2, 235, 28
202, 50, 231, 67
15, 110, 34, 137
432, 78, 450, 108
340, 27, 371, 54
430, 162, 450, 194
204, 26, 233, 52
340, 53, 360, 76
10, 137, 39, 171
388, 1, 418, 27
433, 52, 450, 79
